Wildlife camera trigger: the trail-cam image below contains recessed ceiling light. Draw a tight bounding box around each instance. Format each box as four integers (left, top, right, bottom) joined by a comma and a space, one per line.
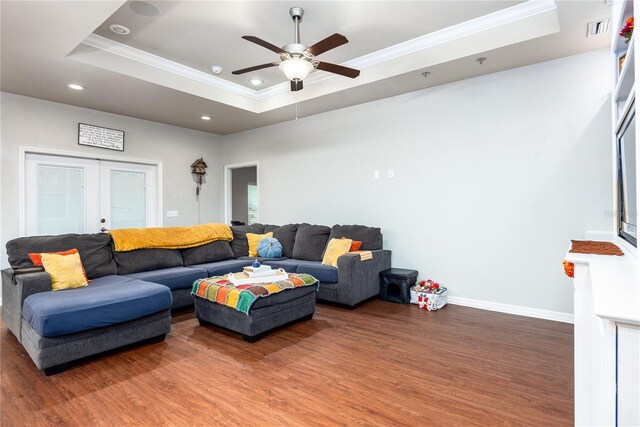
248, 78, 264, 86
210, 65, 223, 74
67, 83, 85, 91
130, 1, 161, 17
201, 116, 212, 121
109, 24, 130, 35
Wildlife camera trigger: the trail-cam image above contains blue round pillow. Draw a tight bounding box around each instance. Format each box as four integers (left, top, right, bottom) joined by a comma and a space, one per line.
257, 237, 282, 258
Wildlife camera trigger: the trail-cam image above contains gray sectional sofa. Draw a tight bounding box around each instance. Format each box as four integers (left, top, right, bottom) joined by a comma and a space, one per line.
2, 223, 391, 374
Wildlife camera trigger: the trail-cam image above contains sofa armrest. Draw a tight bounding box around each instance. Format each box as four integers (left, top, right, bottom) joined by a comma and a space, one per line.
13, 266, 45, 276
2, 268, 51, 342
336, 249, 392, 306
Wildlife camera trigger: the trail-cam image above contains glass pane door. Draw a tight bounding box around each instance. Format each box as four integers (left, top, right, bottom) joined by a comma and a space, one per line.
99, 161, 157, 232
37, 165, 85, 234
110, 170, 146, 229
25, 154, 100, 236
24, 154, 158, 236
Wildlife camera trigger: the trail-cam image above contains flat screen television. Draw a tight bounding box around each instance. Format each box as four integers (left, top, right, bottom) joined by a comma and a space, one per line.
616, 99, 637, 247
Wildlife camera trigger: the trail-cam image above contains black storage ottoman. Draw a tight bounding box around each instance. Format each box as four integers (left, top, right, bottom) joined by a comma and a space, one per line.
379, 268, 418, 304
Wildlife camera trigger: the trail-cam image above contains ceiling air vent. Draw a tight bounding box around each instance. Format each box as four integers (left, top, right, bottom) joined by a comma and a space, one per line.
586, 19, 611, 37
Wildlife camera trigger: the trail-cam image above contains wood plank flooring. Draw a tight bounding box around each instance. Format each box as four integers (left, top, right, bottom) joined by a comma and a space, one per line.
1, 301, 573, 426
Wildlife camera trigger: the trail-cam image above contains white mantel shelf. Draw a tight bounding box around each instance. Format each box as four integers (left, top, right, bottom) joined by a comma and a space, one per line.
566, 250, 640, 325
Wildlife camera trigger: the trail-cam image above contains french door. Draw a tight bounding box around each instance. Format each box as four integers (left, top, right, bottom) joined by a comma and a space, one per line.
25, 153, 158, 235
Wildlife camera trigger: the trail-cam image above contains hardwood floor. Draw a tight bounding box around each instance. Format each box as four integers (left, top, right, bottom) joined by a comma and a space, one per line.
1, 301, 573, 426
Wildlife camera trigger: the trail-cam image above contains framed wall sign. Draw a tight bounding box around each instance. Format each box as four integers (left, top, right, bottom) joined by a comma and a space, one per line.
78, 123, 125, 151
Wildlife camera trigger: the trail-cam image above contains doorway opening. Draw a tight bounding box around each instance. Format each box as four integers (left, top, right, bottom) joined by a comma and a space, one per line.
224, 162, 258, 226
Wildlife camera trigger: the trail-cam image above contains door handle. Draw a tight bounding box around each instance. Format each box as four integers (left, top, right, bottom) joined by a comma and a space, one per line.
100, 227, 109, 232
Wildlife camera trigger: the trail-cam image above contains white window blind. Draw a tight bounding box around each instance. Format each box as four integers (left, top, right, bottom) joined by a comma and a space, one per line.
247, 183, 258, 224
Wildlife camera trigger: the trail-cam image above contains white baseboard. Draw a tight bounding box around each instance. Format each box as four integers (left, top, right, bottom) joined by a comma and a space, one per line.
447, 296, 574, 324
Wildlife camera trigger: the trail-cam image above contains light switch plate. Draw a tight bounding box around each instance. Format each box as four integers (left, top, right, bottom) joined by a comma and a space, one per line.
388, 169, 395, 179
166, 210, 179, 218
374, 170, 380, 179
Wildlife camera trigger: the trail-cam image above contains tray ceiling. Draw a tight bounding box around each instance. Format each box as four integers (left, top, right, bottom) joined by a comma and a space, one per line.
1, 1, 610, 134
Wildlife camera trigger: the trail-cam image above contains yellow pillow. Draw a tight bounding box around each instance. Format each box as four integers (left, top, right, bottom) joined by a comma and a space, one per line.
246, 232, 273, 257
322, 238, 353, 268
41, 252, 89, 291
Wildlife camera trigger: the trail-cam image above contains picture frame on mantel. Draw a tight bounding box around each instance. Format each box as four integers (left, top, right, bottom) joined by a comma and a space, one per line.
78, 123, 125, 151
618, 51, 627, 75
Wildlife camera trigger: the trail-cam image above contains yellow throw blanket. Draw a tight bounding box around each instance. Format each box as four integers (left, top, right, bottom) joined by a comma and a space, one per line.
110, 223, 233, 252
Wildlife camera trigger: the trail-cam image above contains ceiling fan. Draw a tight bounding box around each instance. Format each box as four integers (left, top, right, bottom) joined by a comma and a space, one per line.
232, 7, 360, 92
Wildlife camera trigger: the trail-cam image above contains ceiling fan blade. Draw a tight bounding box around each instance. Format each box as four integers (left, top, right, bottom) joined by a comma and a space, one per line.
232, 62, 278, 75
290, 80, 303, 92
306, 33, 348, 56
316, 62, 360, 78
241, 35, 286, 54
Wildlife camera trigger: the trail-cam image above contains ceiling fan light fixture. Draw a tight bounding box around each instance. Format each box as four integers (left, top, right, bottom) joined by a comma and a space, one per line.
279, 58, 314, 81
248, 78, 264, 86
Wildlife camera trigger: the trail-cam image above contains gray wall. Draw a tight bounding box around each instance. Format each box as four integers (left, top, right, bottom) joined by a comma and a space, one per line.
223, 50, 613, 315
0, 93, 224, 268
231, 166, 257, 225
0, 49, 613, 315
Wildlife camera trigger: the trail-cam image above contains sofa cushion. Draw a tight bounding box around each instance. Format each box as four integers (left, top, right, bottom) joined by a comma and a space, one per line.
261, 258, 321, 273
87, 275, 136, 286
349, 240, 363, 252
257, 237, 282, 259
41, 252, 89, 291
296, 262, 338, 283
114, 248, 183, 275
28, 248, 91, 283
321, 238, 352, 268
261, 259, 301, 272
292, 223, 331, 261
22, 278, 172, 337
264, 224, 299, 258
181, 241, 234, 266
327, 224, 382, 250
230, 224, 265, 258
238, 256, 289, 262
189, 259, 253, 277
6, 233, 117, 279
246, 232, 273, 257
124, 266, 208, 291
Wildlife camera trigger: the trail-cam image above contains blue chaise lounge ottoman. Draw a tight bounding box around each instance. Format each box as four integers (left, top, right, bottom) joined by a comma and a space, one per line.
17, 274, 172, 374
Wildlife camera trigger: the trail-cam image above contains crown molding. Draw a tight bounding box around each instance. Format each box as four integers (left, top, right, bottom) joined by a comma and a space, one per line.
344, 0, 557, 70
78, 0, 558, 106
82, 33, 261, 99
259, 0, 558, 97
